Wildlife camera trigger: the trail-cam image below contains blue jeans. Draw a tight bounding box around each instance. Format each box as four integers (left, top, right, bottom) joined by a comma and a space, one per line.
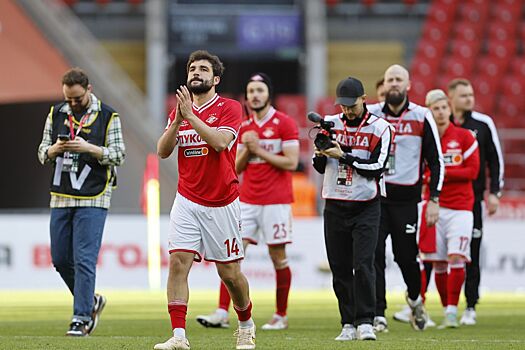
50, 207, 107, 321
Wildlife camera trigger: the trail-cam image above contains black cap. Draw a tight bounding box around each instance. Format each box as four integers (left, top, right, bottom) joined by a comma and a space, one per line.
246, 72, 274, 99
334, 77, 365, 106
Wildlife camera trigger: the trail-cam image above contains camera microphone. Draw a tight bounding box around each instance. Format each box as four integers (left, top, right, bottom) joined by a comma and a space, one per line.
307, 111, 323, 123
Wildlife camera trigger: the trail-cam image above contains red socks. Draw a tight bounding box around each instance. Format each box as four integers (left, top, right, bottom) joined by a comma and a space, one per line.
276, 266, 291, 317
168, 300, 187, 330
233, 301, 253, 322
219, 281, 231, 311
447, 267, 465, 307
435, 271, 448, 308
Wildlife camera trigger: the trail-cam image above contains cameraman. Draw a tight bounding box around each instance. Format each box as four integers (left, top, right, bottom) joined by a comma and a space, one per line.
312, 77, 393, 341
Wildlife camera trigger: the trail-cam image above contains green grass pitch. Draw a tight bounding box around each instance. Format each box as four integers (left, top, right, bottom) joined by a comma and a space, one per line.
0, 290, 524, 349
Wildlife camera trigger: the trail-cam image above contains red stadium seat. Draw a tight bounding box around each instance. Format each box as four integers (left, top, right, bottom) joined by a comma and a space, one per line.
443, 55, 474, 77
476, 56, 509, 78
422, 20, 451, 41
427, 3, 457, 24
415, 40, 447, 60
501, 76, 525, 98
458, 2, 489, 23
488, 21, 518, 41
487, 40, 517, 59
315, 97, 339, 118
453, 22, 483, 42
471, 75, 498, 96
492, 3, 522, 23
411, 57, 440, 79
509, 57, 525, 77
450, 39, 480, 59
496, 96, 524, 127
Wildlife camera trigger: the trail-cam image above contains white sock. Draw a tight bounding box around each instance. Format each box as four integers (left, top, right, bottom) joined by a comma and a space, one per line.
215, 308, 228, 319
446, 305, 458, 315
173, 328, 186, 338
239, 318, 254, 329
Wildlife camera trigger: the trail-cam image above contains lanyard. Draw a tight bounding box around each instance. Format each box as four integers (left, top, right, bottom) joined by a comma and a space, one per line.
342, 111, 369, 145
388, 109, 409, 142
68, 113, 91, 140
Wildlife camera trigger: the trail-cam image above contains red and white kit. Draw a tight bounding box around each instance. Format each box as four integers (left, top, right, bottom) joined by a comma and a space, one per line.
238, 107, 299, 245
166, 94, 244, 262
420, 122, 480, 262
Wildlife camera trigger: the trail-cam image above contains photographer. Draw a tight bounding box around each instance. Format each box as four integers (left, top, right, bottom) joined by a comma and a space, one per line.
312, 77, 393, 341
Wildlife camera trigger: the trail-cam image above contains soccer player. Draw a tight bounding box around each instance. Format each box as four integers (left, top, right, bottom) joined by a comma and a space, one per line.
368, 64, 444, 332
196, 73, 299, 331
420, 89, 480, 328
155, 50, 255, 350
447, 79, 504, 325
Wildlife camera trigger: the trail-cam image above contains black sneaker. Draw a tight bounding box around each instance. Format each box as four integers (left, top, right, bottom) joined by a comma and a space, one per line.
66, 320, 88, 337
86, 293, 107, 335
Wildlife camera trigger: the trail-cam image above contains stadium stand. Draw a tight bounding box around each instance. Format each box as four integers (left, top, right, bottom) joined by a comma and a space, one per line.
410, 0, 525, 193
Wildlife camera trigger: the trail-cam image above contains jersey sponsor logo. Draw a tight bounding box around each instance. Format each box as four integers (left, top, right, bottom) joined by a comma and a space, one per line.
217, 102, 225, 107
177, 130, 207, 147
273, 118, 280, 125
335, 133, 370, 148
262, 127, 275, 138
443, 152, 463, 165
206, 114, 218, 124
184, 147, 209, 157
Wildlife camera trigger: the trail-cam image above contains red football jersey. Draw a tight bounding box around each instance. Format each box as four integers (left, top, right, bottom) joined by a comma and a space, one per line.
166, 94, 242, 207
238, 107, 299, 205
425, 123, 479, 211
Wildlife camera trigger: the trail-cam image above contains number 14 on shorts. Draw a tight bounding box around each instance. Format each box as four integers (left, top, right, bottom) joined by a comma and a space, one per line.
224, 238, 240, 257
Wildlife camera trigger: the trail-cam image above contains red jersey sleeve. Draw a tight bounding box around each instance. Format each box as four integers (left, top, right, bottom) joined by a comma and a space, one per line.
217, 99, 242, 138
165, 107, 176, 130
446, 131, 480, 182
280, 115, 299, 146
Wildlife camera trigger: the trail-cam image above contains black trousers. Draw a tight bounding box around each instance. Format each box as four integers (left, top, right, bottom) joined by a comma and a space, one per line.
465, 200, 483, 309
375, 201, 420, 316
324, 199, 379, 326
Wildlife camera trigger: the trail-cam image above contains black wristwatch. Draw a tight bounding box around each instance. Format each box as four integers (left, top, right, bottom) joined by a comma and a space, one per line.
429, 196, 439, 204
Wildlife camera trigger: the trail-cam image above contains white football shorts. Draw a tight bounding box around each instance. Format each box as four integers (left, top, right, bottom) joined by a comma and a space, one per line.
168, 193, 244, 263
421, 207, 473, 262
240, 202, 292, 246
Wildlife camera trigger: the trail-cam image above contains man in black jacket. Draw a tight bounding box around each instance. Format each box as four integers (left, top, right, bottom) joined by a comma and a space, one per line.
368, 64, 444, 332
313, 77, 393, 341
448, 78, 504, 326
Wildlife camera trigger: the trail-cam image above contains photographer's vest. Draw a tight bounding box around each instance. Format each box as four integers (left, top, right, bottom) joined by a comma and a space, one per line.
322, 113, 391, 201
49, 101, 116, 199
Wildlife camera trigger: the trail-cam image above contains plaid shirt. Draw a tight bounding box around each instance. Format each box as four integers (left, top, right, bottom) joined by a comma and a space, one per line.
37, 94, 126, 209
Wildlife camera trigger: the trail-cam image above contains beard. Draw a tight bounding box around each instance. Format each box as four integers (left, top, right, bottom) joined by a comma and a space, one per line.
385, 89, 407, 106
250, 97, 270, 113
187, 78, 213, 95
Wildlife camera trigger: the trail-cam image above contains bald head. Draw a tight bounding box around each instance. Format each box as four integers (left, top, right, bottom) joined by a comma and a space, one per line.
384, 64, 410, 107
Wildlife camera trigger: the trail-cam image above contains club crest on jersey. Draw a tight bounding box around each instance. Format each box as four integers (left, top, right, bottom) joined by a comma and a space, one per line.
262, 128, 275, 138
184, 147, 209, 157
206, 114, 218, 124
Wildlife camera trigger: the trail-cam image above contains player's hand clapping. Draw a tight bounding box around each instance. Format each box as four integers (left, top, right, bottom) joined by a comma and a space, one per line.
176, 85, 195, 120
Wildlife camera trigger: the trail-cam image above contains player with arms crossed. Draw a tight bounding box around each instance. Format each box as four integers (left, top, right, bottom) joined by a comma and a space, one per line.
155, 50, 256, 350
197, 73, 299, 331
420, 90, 479, 328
